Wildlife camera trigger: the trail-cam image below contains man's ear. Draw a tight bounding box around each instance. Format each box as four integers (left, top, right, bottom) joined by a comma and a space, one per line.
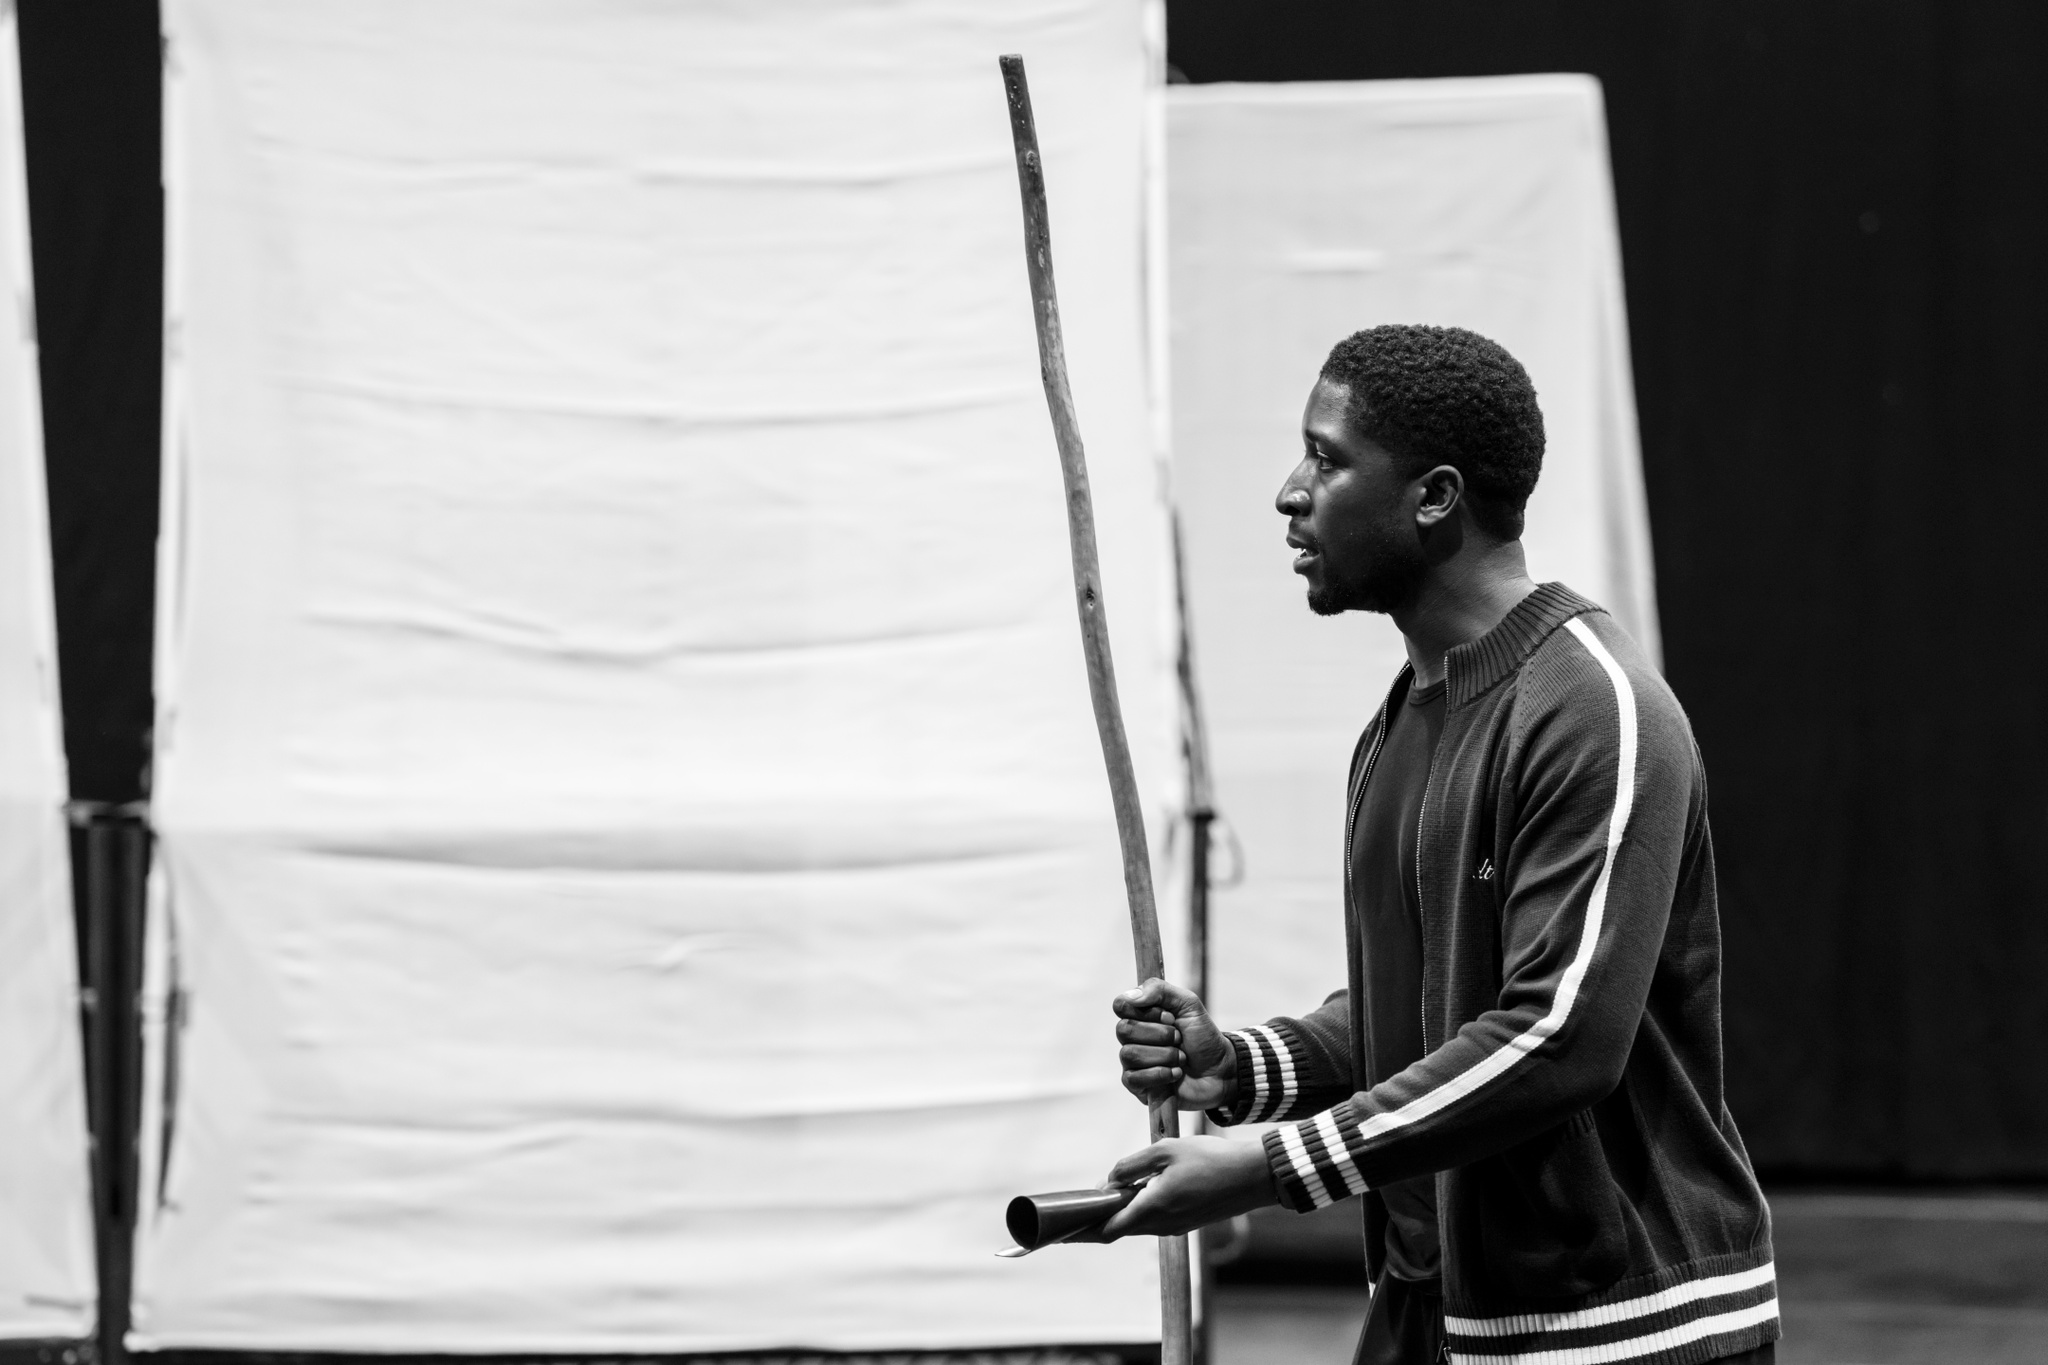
1415, 464, 1464, 529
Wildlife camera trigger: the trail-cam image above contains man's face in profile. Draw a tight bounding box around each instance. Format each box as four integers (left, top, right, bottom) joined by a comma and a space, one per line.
1278, 378, 1429, 617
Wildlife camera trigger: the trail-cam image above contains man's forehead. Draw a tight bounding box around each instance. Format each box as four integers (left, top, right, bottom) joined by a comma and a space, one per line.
1302, 377, 1357, 441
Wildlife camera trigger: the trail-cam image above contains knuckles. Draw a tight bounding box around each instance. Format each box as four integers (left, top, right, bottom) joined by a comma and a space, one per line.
1115, 1020, 1180, 1046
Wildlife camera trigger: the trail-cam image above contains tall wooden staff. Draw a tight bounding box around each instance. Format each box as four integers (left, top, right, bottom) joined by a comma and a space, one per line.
998, 54, 1194, 1365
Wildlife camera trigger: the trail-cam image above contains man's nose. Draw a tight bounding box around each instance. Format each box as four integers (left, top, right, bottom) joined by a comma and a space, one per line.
1276, 466, 1311, 516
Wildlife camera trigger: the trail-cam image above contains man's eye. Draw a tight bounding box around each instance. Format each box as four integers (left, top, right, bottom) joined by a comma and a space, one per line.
1315, 455, 1334, 472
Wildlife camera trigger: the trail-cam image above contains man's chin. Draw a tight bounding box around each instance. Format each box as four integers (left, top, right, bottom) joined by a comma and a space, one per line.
1305, 584, 1350, 617
1305, 572, 1417, 617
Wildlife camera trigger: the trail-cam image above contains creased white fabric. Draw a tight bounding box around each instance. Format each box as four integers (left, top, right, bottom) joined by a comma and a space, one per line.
0, 8, 97, 1343
138, 1, 1179, 1351
1167, 78, 1660, 1034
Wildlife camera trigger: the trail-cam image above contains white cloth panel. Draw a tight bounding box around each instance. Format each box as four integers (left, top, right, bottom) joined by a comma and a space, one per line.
139, 1, 1179, 1352
0, 7, 97, 1342
1168, 78, 1659, 1038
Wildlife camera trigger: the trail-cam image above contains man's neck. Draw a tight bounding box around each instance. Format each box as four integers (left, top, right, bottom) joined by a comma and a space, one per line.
1391, 540, 1538, 688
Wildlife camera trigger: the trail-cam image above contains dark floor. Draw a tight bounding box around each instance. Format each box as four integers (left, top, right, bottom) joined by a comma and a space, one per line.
1212, 1188, 2048, 1365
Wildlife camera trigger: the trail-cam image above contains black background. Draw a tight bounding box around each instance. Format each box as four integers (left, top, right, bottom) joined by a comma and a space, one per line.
19, 0, 2048, 1179
1170, 1, 2048, 1179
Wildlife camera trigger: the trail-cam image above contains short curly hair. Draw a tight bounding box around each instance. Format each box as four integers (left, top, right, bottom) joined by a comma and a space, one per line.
1320, 325, 1544, 540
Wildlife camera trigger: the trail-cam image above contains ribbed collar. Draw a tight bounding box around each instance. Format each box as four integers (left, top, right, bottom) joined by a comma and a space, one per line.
1445, 581, 1599, 708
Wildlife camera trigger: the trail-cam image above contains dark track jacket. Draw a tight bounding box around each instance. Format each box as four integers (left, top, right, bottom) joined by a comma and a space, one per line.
1212, 584, 1778, 1365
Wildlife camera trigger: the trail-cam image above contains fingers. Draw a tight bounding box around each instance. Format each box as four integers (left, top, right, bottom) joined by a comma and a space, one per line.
1116, 1010, 1185, 1102
1100, 1135, 1277, 1239
1106, 1139, 1174, 1191
1096, 1181, 1161, 1241
1097, 1141, 1179, 1239
1119, 1041, 1182, 1070
1114, 981, 1205, 1108
1114, 1017, 1180, 1048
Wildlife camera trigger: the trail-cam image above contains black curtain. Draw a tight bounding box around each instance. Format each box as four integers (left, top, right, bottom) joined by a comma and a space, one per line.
16, 0, 2047, 1180
1171, 0, 2048, 1179
18, 0, 161, 805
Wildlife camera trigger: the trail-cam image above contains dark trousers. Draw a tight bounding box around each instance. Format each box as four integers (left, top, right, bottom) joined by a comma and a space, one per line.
1352, 1276, 1445, 1365
1351, 1275, 1777, 1365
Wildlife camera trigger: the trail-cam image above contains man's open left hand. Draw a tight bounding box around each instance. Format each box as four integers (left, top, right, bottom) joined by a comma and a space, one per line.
1095, 1135, 1280, 1239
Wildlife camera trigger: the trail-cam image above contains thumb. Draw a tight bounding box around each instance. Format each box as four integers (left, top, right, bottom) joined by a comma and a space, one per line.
1117, 977, 1205, 1021
1149, 978, 1207, 1020
1105, 1139, 1174, 1190
1114, 979, 1169, 1019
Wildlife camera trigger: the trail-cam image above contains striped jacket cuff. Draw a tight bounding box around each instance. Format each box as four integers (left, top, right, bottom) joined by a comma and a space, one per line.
1259, 1103, 1369, 1211
1204, 1032, 1258, 1126
1209, 1024, 1306, 1126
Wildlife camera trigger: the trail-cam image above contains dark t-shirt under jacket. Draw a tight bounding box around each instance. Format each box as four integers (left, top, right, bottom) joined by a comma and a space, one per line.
1349, 672, 1446, 1284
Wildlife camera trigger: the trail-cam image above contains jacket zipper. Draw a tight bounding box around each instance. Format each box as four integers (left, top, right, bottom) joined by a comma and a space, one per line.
1414, 654, 1449, 1052
1345, 667, 1410, 902
1345, 667, 1410, 1089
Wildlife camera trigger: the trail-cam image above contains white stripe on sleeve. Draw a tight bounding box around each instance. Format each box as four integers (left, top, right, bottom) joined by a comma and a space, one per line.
1276, 1123, 1333, 1208
1246, 1024, 1297, 1119
1233, 1029, 1273, 1122
1312, 1110, 1366, 1197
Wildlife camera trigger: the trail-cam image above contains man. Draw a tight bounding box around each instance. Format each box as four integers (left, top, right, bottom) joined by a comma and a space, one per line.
1100, 326, 1778, 1365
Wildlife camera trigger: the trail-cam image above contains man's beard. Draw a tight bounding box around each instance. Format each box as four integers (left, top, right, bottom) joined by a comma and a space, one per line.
1306, 547, 1427, 617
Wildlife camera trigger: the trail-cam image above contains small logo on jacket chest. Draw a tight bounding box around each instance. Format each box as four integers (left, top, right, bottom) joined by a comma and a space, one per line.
1473, 857, 1495, 882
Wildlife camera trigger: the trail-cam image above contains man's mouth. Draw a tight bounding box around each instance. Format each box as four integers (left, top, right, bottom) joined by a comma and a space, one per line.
1287, 530, 1321, 572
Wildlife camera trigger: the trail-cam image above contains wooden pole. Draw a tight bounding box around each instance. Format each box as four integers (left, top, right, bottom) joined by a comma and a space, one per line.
998, 53, 1193, 1365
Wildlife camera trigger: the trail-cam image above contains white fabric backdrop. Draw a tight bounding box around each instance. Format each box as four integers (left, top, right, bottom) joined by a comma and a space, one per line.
1168, 78, 1659, 1039
0, 6, 97, 1343
137, 1, 1180, 1352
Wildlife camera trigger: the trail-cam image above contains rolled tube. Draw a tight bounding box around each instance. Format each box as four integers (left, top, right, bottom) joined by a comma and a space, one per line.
1004, 1187, 1139, 1252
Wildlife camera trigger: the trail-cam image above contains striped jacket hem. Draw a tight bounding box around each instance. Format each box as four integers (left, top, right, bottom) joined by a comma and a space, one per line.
1444, 1254, 1779, 1365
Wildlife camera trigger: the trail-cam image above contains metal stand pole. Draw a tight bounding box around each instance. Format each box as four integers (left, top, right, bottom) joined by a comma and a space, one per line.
67, 802, 147, 1365
1172, 515, 1220, 1365
1187, 802, 1215, 1365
